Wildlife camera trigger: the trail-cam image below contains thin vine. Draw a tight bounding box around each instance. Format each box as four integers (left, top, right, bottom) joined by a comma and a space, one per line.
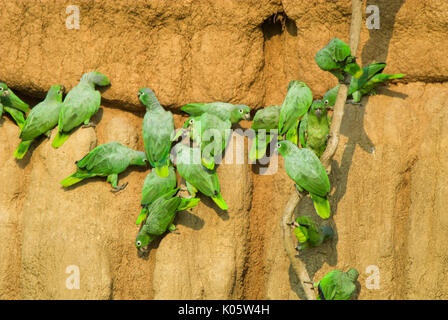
280, 0, 364, 300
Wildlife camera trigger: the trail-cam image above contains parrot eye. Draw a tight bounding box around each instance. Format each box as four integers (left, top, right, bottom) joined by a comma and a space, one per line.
239, 109, 243, 113
324, 100, 329, 105
0, 87, 3, 91
277, 143, 281, 148
189, 119, 194, 124
136, 240, 142, 247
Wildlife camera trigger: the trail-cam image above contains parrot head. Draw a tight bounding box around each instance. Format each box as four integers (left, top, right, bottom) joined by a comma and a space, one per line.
323, 85, 339, 107
0, 83, 10, 97
47, 84, 65, 102
310, 100, 326, 120
172, 117, 195, 141
287, 80, 308, 91
131, 151, 148, 166
346, 268, 359, 282
135, 229, 155, 251
276, 140, 294, 156
231, 104, 251, 123
138, 87, 159, 110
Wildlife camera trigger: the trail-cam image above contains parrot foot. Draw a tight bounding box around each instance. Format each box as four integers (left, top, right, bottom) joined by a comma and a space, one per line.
82, 122, 96, 128
287, 221, 300, 228
339, 76, 351, 86
111, 182, 128, 193
346, 99, 362, 105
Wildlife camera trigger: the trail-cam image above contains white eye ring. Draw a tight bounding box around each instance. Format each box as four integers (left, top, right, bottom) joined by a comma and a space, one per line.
189, 119, 194, 124
239, 109, 243, 113
0, 88, 3, 91
136, 241, 142, 247
277, 143, 281, 148
324, 100, 329, 105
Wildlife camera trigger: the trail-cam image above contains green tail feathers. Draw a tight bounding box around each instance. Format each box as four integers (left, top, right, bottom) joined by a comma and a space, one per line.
155, 165, 170, 178
211, 193, 228, 211
201, 156, 215, 170
310, 193, 331, 219
286, 126, 298, 145
52, 131, 71, 148
380, 73, 406, 81
136, 207, 149, 225
178, 198, 201, 211
14, 140, 33, 159
60, 172, 94, 187
249, 134, 272, 162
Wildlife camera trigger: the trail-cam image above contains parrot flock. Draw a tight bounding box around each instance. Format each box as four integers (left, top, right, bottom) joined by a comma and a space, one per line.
0, 38, 405, 300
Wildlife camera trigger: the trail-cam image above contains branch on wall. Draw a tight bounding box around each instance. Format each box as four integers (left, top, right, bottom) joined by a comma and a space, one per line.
280, 0, 364, 300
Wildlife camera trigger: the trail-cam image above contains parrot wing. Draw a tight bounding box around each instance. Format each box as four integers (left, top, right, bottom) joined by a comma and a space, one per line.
359, 72, 406, 95
4, 89, 30, 112
4, 106, 26, 129
59, 84, 101, 132
142, 109, 174, 174
318, 270, 342, 300
298, 113, 308, 148
285, 148, 330, 197
76, 142, 130, 175
181, 103, 207, 116
20, 100, 62, 141
251, 105, 281, 131
140, 166, 177, 206
145, 197, 181, 236
279, 82, 313, 135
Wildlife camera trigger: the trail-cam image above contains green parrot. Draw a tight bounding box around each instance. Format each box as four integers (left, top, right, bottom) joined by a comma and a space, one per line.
278, 80, 313, 145
14, 85, 65, 159
174, 143, 228, 211
249, 105, 280, 161
324, 63, 406, 104
314, 268, 359, 300
135, 192, 200, 251
277, 140, 331, 219
60, 142, 147, 191
136, 166, 178, 225
0, 82, 30, 129
348, 62, 405, 103
293, 216, 334, 251
181, 113, 232, 170
52, 71, 110, 148
139, 88, 174, 178
315, 38, 363, 81
181, 102, 251, 124
298, 100, 331, 158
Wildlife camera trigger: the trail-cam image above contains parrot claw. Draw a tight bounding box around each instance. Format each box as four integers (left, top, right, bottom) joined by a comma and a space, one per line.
339, 76, 351, 86
111, 182, 128, 193
346, 99, 362, 106
82, 122, 96, 128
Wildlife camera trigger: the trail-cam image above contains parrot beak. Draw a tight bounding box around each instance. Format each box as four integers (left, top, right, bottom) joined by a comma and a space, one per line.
3, 90, 10, 97
60, 85, 66, 94
244, 113, 251, 121
315, 108, 322, 119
